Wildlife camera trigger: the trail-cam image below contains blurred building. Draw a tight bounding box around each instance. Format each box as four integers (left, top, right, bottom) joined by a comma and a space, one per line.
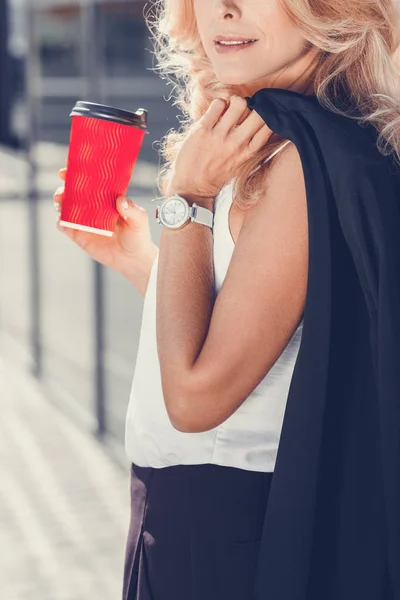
6, 0, 176, 161
0, 0, 23, 147
28, 0, 151, 80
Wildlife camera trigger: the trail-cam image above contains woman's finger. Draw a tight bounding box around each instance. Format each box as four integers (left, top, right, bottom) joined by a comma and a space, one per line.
59, 168, 67, 182
56, 218, 66, 232
116, 195, 148, 228
234, 107, 268, 141
199, 98, 227, 131
217, 96, 249, 136
56, 218, 78, 241
53, 186, 64, 201
53, 186, 64, 212
247, 124, 273, 155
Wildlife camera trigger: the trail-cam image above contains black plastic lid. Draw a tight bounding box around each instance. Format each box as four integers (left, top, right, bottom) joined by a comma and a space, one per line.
70, 101, 148, 132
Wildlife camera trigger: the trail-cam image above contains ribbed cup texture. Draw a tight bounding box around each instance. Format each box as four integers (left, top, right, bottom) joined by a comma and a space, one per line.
61, 116, 146, 234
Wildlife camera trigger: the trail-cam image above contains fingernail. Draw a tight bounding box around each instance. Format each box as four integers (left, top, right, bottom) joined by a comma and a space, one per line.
122, 199, 129, 210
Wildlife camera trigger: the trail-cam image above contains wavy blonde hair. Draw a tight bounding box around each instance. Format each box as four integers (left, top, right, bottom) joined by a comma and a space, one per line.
145, 0, 400, 210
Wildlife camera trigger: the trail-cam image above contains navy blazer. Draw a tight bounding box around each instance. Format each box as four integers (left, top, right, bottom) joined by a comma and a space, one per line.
245, 89, 400, 600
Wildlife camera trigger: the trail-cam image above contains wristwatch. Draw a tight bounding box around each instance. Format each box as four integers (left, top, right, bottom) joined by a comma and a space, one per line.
156, 194, 214, 231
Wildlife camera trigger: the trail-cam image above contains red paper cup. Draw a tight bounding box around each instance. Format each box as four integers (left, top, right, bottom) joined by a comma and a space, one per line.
60, 101, 148, 236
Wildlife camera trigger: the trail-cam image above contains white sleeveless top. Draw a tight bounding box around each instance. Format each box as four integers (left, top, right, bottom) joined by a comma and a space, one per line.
124, 140, 304, 473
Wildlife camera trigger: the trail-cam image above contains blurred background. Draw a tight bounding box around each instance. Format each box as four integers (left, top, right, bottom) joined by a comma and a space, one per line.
0, 0, 181, 597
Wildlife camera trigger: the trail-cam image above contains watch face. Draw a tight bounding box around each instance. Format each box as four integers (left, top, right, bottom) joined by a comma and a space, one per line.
161, 197, 188, 227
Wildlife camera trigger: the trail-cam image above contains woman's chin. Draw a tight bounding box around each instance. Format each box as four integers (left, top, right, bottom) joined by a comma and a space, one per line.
213, 72, 249, 87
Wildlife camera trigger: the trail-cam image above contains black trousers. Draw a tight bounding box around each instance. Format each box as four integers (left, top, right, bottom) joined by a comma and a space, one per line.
122, 462, 273, 600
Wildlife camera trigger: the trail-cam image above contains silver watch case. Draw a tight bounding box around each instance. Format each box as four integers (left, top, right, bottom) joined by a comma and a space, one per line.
156, 194, 213, 230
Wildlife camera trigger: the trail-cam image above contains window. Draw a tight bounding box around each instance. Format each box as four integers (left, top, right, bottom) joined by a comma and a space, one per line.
37, 4, 83, 78
99, 1, 151, 76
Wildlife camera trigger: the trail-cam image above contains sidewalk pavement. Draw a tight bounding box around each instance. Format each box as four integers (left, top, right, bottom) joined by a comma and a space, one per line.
0, 356, 132, 600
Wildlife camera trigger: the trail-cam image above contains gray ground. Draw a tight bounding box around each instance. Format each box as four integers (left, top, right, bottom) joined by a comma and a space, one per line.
0, 355, 131, 599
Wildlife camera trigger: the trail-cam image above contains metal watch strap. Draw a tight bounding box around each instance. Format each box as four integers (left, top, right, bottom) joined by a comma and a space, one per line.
190, 203, 214, 229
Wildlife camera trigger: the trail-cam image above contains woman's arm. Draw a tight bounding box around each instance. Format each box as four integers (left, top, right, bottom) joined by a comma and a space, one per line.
156, 195, 216, 428
157, 143, 308, 433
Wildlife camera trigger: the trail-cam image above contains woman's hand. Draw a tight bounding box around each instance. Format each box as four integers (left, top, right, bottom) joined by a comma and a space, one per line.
54, 168, 158, 288
165, 95, 273, 200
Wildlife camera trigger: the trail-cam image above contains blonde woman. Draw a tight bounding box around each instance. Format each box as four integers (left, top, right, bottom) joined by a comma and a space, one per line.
54, 0, 400, 598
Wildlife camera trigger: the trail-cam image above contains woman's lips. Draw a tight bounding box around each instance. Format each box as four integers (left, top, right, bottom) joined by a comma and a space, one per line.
214, 40, 258, 54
